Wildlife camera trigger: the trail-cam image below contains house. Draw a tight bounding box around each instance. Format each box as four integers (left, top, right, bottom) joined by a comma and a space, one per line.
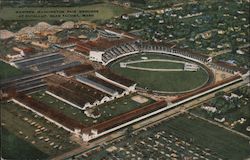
246, 126, 250, 132
6, 52, 24, 60
201, 104, 217, 113
214, 117, 225, 123
236, 49, 245, 55
121, 14, 129, 20
230, 93, 243, 99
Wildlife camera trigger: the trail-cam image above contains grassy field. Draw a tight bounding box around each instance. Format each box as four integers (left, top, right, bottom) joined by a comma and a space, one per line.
0, 3, 137, 21
129, 60, 184, 69
31, 91, 155, 126
0, 61, 23, 80
191, 105, 250, 137
110, 53, 209, 93
1, 101, 79, 158
83, 114, 250, 160
1, 127, 48, 160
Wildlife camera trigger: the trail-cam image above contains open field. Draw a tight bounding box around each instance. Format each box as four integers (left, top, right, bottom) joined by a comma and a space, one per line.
191, 105, 250, 136
80, 114, 250, 160
129, 60, 184, 69
1, 127, 48, 160
0, 61, 23, 79
110, 53, 209, 93
31, 91, 155, 126
1, 101, 79, 158
0, 3, 137, 21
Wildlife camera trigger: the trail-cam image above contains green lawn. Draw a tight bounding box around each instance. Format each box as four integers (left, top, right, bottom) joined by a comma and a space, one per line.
129, 61, 184, 69
110, 53, 209, 93
1, 101, 79, 158
1, 127, 48, 160
31, 91, 155, 126
0, 3, 137, 21
0, 61, 23, 80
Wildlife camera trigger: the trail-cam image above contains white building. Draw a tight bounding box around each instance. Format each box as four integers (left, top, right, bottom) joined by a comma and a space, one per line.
89, 50, 105, 62
184, 63, 199, 71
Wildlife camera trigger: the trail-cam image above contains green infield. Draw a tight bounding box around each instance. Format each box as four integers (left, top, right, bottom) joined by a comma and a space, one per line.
128, 60, 184, 70
31, 91, 155, 126
1, 101, 79, 158
0, 61, 23, 79
110, 53, 210, 93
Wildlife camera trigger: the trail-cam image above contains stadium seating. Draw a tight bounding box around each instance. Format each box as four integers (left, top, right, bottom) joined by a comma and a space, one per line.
100, 42, 211, 65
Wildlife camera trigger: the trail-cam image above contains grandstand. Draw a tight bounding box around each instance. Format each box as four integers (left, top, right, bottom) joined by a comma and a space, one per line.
102, 42, 140, 64
138, 43, 212, 64
115, 42, 210, 65
89, 40, 248, 78
87, 40, 215, 66
75, 37, 136, 62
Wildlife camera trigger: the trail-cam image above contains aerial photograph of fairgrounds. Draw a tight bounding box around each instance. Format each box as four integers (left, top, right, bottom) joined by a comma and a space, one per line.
0, 0, 249, 159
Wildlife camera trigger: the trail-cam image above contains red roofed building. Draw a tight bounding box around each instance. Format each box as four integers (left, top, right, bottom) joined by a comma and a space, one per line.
76, 37, 134, 62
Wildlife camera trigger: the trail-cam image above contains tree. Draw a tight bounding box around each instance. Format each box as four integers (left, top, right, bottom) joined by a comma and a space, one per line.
125, 126, 133, 137
215, 91, 225, 97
